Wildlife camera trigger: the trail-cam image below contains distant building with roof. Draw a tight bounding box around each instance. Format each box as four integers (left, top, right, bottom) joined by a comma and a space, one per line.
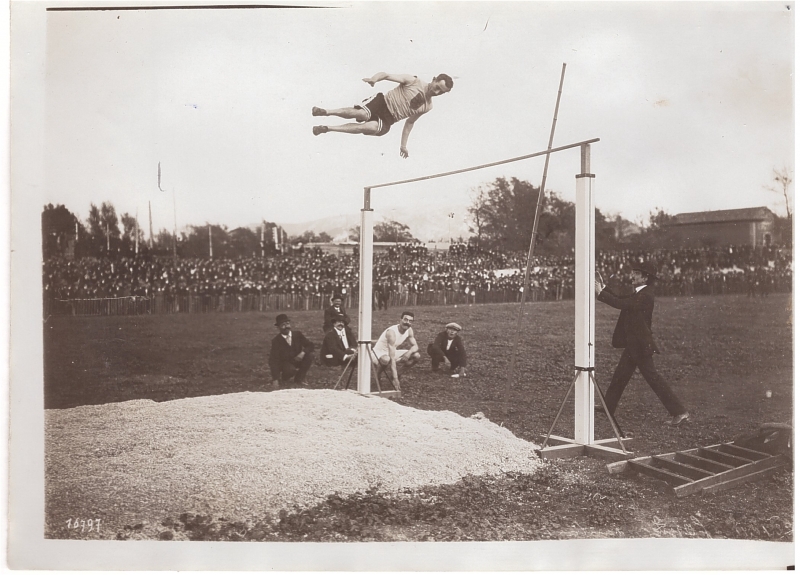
665, 206, 778, 248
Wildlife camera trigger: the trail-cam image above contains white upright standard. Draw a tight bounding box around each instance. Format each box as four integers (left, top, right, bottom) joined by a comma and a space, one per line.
574, 143, 596, 445
539, 142, 631, 460
356, 188, 374, 395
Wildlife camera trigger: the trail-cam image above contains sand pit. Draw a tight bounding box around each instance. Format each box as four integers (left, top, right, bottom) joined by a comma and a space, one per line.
46, 389, 542, 538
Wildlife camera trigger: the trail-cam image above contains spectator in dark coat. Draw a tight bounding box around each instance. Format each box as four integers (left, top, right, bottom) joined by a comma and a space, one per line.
269, 314, 314, 389
427, 322, 467, 378
595, 261, 689, 426
322, 294, 350, 333
320, 314, 358, 367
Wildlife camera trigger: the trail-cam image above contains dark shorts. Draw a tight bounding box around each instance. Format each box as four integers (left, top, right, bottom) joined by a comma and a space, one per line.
355, 92, 395, 136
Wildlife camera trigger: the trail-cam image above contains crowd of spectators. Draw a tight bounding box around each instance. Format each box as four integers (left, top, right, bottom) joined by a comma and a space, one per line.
43, 242, 792, 304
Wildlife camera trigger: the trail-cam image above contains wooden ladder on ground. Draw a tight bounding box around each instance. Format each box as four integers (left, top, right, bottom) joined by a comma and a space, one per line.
607, 441, 790, 497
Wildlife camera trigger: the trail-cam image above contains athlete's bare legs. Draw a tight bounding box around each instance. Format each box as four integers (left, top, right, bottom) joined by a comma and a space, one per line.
312, 106, 369, 121
312, 105, 380, 135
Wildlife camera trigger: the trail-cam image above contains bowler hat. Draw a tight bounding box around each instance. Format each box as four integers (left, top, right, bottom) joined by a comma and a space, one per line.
445, 322, 462, 331
332, 314, 346, 323
275, 313, 291, 326
632, 261, 659, 279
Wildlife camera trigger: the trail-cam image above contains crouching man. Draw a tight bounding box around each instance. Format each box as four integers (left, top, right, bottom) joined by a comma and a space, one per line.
427, 322, 467, 378
268, 314, 314, 389
320, 314, 358, 367
371, 310, 420, 387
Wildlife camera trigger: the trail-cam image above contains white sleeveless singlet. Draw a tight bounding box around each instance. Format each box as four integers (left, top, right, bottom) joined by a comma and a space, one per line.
373, 324, 411, 357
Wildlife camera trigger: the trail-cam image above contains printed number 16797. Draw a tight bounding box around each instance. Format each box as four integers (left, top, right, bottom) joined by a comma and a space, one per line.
66, 518, 101, 533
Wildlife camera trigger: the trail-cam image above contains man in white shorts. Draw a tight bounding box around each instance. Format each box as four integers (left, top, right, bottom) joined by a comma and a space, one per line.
311, 72, 453, 158
371, 310, 421, 387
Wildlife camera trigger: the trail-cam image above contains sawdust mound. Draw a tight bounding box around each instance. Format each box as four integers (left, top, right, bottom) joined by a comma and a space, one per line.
46, 389, 541, 537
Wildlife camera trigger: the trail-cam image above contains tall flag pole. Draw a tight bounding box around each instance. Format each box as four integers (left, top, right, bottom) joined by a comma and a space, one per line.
159, 162, 177, 262
158, 162, 165, 192
135, 208, 139, 255
148, 201, 153, 249
172, 186, 178, 263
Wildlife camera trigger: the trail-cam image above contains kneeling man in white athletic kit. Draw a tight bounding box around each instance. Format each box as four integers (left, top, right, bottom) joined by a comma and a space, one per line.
372, 310, 421, 387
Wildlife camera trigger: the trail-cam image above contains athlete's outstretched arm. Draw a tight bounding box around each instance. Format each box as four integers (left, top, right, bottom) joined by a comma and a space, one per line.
362, 73, 416, 87
399, 115, 419, 158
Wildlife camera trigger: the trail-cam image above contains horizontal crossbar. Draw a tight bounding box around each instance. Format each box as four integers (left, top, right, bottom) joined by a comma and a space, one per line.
367, 137, 600, 190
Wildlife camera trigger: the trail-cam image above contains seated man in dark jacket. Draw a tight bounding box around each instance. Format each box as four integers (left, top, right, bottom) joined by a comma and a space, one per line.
269, 314, 314, 389
427, 322, 467, 378
320, 314, 358, 367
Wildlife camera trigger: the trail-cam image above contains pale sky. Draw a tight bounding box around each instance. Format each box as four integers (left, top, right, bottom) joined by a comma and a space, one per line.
42, 1, 794, 235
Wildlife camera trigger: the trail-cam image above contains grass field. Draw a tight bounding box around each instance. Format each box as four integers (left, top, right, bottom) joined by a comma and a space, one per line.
44, 293, 793, 541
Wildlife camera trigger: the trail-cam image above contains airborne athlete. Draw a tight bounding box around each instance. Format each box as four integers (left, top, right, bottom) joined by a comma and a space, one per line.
312, 72, 454, 158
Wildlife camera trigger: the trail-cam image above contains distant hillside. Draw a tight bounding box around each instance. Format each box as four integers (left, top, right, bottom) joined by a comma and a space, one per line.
276, 203, 472, 243
260, 206, 641, 244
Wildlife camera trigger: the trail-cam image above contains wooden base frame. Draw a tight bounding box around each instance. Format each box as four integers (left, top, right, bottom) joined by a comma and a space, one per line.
538, 368, 634, 462
539, 435, 635, 461
333, 344, 401, 399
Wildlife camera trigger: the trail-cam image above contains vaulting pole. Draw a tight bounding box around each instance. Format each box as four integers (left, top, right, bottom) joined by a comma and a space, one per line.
503, 63, 566, 417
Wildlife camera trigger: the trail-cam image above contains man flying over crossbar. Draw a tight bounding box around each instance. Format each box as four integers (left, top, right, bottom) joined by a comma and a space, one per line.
312, 72, 454, 158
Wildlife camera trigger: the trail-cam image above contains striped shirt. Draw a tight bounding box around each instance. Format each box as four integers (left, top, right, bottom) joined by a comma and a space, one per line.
384, 77, 432, 122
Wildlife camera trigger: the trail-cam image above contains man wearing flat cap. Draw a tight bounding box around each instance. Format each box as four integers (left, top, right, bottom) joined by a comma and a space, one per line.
319, 314, 358, 367
427, 322, 468, 378
268, 314, 315, 389
595, 260, 689, 426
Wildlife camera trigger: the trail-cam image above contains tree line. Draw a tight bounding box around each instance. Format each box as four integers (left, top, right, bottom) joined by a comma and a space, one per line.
41, 202, 420, 260
467, 175, 792, 254
41, 202, 290, 260
42, 169, 792, 260
467, 177, 672, 254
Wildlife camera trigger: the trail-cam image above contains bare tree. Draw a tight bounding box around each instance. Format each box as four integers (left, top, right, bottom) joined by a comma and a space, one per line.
764, 166, 793, 218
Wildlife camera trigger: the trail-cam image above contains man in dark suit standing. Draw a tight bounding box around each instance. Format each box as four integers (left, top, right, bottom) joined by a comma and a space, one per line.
595, 261, 689, 426
269, 314, 314, 389
322, 294, 350, 333
320, 314, 358, 367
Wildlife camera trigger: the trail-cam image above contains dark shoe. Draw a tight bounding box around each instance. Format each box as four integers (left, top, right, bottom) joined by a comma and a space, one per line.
312, 106, 327, 116
668, 412, 690, 426
313, 125, 329, 136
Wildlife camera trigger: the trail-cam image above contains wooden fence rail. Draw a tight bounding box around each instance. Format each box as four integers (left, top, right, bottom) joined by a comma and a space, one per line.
43, 278, 789, 317
44, 288, 558, 317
